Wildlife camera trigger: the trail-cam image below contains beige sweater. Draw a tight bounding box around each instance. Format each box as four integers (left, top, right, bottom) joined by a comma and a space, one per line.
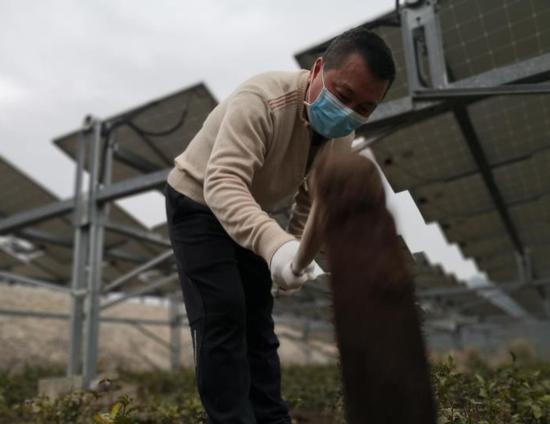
167, 70, 353, 264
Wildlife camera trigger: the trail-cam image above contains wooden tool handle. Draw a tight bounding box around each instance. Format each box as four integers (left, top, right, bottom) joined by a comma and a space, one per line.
291, 200, 323, 274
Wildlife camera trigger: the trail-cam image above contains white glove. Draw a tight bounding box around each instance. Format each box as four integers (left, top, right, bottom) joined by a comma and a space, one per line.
270, 240, 310, 291
272, 260, 325, 297
270, 240, 328, 297
278, 261, 330, 298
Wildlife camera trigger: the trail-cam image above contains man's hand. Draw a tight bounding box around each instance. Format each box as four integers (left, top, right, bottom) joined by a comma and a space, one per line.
270, 240, 327, 296
270, 240, 310, 291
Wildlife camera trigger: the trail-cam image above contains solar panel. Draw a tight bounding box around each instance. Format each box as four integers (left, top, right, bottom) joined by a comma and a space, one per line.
413, 253, 459, 290
442, 196, 550, 245
372, 112, 475, 190
53, 83, 217, 184
413, 253, 506, 319
439, 0, 550, 80
467, 96, 550, 164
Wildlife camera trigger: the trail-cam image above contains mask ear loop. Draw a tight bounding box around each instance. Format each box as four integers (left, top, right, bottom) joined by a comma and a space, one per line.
320, 64, 326, 90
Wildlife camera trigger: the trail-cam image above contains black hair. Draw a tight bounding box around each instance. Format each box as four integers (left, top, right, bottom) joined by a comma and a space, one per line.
323, 26, 396, 88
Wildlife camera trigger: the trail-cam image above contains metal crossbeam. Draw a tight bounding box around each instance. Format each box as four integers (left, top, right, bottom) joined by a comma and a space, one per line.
97, 169, 169, 203
132, 323, 171, 350
103, 221, 171, 248
417, 277, 550, 298
0, 199, 75, 235
102, 250, 173, 293
0, 169, 169, 235
0, 307, 170, 326
414, 83, 550, 99
453, 106, 524, 255
365, 52, 550, 131
12, 227, 154, 264
100, 274, 178, 311
0, 271, 71, 293
16, 228, 73, 248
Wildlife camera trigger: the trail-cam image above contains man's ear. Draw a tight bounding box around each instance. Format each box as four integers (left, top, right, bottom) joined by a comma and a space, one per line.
311, 57, 323, 80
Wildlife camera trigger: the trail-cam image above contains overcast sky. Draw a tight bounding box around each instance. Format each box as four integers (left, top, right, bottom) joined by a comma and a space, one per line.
0, 0, 487, 286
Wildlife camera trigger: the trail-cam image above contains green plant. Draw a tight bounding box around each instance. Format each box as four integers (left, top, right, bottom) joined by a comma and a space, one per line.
1, 359, 550, 423
94, 394, 141, 424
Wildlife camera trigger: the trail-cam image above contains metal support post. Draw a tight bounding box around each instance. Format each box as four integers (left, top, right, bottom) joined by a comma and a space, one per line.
169, 295, 183, 371
401, 0, 447, 93
421, 1, 447, 88
68, 120, 92, 377
82, 119, 113, 389
518, 249, 550, 318
452, 324, 463, 350
515, 250, 532, 286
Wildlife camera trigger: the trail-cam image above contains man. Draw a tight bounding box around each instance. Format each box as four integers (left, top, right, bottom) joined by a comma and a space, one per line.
164, 26, 395, 424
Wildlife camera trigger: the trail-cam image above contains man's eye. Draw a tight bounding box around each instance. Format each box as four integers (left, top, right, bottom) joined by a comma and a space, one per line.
357, 105, 375, 116
338, 93, 351, 103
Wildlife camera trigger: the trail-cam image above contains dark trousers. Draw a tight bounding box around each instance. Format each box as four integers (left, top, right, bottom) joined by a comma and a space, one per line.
164, 183, 291, 424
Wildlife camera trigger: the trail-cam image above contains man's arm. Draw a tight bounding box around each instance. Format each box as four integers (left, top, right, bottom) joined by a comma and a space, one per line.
203, 91, 294, 264
287, 176, 311, 240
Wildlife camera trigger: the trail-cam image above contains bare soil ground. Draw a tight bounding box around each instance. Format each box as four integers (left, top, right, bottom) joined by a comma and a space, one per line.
0, 283, 336, 372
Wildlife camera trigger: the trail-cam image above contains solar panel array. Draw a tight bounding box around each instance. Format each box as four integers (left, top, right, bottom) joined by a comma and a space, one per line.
54, 84, 217, 184
295, 0, 550, 318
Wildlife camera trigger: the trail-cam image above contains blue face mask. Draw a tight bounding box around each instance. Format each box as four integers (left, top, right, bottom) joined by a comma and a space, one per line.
305, 68, 370, 139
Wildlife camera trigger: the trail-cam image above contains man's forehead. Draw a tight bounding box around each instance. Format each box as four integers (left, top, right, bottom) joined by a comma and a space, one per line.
330, 54, 388, 95
330, 67, 374, 89
328, 54, 370, 83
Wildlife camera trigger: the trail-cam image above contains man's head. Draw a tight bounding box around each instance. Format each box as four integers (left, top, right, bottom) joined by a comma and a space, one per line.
305, 26, 395, 138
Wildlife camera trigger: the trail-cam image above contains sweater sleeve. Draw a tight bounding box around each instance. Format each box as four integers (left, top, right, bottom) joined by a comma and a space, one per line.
203, 91, 294, 265
286, 134, 355, 240
287, 176, 311, 240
